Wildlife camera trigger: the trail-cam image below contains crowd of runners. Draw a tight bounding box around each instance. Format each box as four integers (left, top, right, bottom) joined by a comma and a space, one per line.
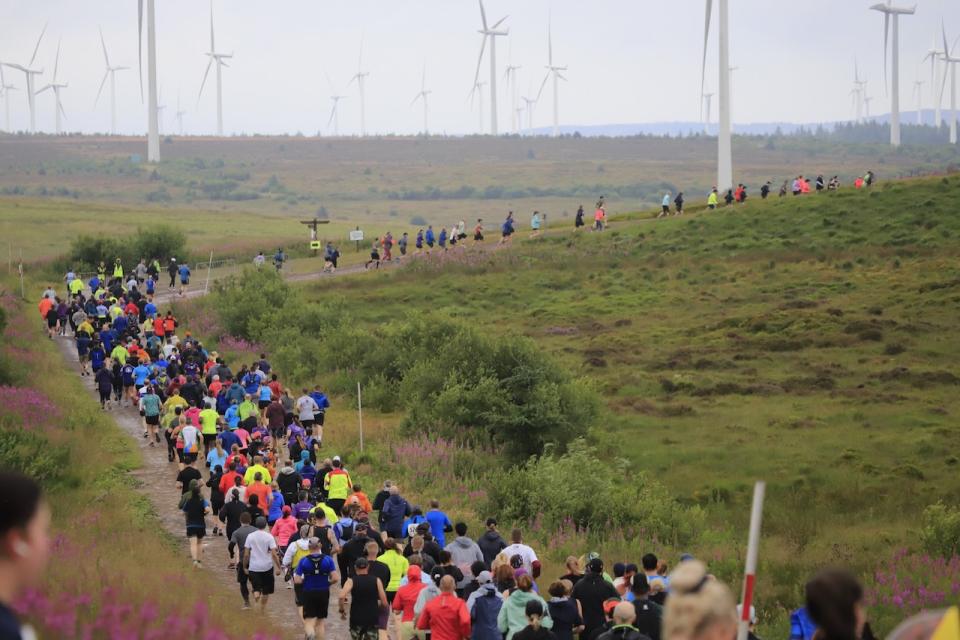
27, 244, 892, 640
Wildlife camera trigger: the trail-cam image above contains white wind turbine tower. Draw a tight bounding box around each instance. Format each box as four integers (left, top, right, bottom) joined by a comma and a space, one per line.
852, 59, 868, 123
870, 0, 916, 147
702, 0, 733, 192
198, 0, 232, 137
864, 95, 874, 119
95, 28, 128, 135
175, 92, 186, 135
411, 66, 432, 135
349, 38, 370, 136
138, 0, 160, 161
36, 40, 68, 134
537, 14, 567, 138
728, 66, 738, 133
473, 0, 508, 135
913, 79, 924, 124
515, 103, 525, 135
702, 92, 714, 134
923, 36, 944, 126
0, 65, 16, 133
938, 24, 960, 144
2, 24, 46, 133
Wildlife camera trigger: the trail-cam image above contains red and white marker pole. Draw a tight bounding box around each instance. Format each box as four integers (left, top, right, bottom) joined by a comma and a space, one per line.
737, 481, 766, 640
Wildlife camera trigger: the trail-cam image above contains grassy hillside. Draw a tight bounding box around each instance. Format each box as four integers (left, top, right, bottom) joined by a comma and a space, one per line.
1, 134, 958, 264
272, 176, 960, 627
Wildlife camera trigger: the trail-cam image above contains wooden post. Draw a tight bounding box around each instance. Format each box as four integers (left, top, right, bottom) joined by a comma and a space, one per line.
357, 382, 364, 452
204, 250, 214, 294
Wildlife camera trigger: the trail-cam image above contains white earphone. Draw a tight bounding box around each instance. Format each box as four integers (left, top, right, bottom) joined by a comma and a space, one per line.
12, 541, 29, 557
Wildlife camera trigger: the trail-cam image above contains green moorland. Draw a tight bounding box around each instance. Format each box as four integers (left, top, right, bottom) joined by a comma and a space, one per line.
183, 175, 960, 634
2, 133, 959, 264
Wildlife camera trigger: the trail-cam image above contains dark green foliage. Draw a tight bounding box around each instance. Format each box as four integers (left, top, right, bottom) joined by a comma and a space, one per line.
66, 225, 187, 271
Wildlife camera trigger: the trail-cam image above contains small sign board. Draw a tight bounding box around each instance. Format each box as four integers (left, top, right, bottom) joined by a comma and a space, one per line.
309, 241, 322, 250
349, 230, 364, 242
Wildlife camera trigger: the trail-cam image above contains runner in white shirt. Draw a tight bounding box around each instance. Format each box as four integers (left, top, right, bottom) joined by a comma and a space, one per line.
244, 516, 281, 613
501, 528, 541, 578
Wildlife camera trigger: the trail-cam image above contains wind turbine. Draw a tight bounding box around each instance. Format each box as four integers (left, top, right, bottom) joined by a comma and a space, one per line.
536, 14, 567, 138
521, 95, 537, 133
138, 0, 160, 161
504, 38, 521, 134
515, 104, 525, 136
175, 92, 186, 135
411, 65, 432, 135
701, 0, 733, 191
938, 24, 960, 144
2, 24, 46, 133
923, 36, 944, 126
95, 28, 128, 135
349, 37, 370, 136
327, 95, 346, 136
0, 65, 16, 132
728, 66, 738, 133
852, 59, 867, 123
472, 0, 508, 135
702, 92, 714, 134
870, 0, 916, 147
156, 88, 166, 135
198, 0, 232, 136
36, 40, 68, 134
913, 79, 924, 124
470, 81, 487, 133
864, 95, 874, 119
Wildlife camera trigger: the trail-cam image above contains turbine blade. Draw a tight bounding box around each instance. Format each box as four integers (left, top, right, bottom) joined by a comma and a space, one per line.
138, 0, 144, 101
36, 85, 51, 94
58, 98, 67, 120
411, 93, 420, 106
327, 102, 337, 127
535, 72, 550, 102
944, 21, 951, 61
492, 16, 508, 29
478, 0, 488, 30
548, 13, 553, 66
701, 0, 712, 116
198, 58, 213, 101
53, 40, 61, 82
100, 27, 110, 68
472, 34, 487, 92
30, 22, 47, 67
94, 70, 109, 107
210, 0, 216, 52
324, 71, 335, 93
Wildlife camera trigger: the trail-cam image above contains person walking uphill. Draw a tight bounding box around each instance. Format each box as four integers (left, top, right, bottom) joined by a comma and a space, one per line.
418, 574, 472, 640
499, 575, 553, 640
573, 557, 619, 638
445, 522, 484, 595
294, 536, 339, 640
381, 486, 411, 540
323, 457, 352, 516
477, 518, 507, 569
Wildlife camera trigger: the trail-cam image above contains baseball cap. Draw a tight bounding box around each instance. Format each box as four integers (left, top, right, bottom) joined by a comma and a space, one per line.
476, 571, 493, 585
282, 505, 292, 515
333, 455, 341, 463
587, 557, 604, 574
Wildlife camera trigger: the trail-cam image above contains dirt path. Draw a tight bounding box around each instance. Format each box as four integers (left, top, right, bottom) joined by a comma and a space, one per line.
54, 337, 355, 640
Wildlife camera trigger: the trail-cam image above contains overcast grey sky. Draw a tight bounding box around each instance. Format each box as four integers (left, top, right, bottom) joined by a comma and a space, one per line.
4, 0, 960, 136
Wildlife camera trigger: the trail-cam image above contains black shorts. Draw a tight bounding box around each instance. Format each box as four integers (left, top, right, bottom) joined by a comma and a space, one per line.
46, 314, 58, 328
377, 603, 390, 630
258, 400, 270, 409
301, 418, 315, 428
575, 219, 584, 227
314, 412, 325, 426
662, 205, 670, 213
294, 582, 304, 606
474, 232, 484, 241
426, 241, 434, 248
249, 570, 275, 595
186, 526, 206, 539
145, 414, 160, 426
302, 589, 331, 619
202, 433, 216, 446
501, 230, 510, 238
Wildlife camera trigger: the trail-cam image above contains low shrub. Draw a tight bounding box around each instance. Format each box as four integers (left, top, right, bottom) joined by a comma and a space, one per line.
920, 503, 960, 557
